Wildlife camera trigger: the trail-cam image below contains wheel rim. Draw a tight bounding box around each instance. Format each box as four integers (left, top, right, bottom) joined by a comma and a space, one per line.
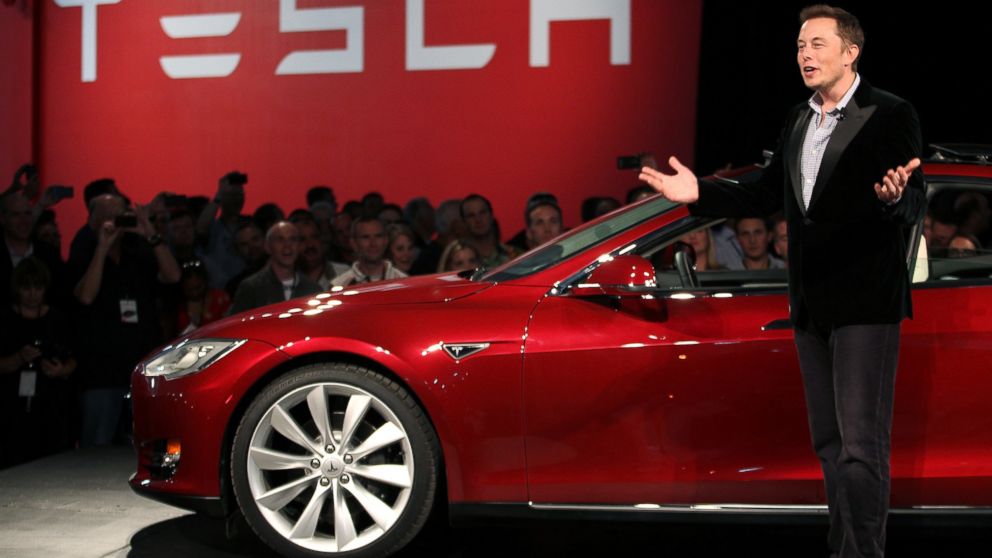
246, 382, 415, 553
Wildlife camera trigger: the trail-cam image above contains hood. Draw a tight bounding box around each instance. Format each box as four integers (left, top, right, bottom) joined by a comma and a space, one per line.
187, 272, 494, 340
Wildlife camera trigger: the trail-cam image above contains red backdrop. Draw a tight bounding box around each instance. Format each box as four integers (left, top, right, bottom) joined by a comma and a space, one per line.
14, 0, 701, 248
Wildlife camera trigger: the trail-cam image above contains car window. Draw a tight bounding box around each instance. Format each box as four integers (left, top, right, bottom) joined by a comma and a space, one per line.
916, 184, 992, 285
480, 195, 678, 282
628, 216, 789, 291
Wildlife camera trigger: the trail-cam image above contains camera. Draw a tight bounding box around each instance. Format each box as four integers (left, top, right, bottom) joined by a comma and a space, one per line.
115, 213, 138, 228
39, 340, 71, 362
616, 155, 642, 170
49, 185, 74, 202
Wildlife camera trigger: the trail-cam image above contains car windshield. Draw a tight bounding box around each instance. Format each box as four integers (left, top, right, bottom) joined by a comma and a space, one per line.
478, 195, 678, 282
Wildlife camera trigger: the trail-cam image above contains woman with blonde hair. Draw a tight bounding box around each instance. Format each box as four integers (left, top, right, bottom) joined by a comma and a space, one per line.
386, 223, 418, 275
679, 227, 723, 271
437, 240, 480, 273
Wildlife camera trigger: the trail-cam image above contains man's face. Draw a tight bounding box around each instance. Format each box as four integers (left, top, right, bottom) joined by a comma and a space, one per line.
931, 220, 957, 250
297, 221, 324, 268
462, 199, 493, 238
949, 235, 977, 257
168, 215, 196, 249
311, 204, 334, 230
352, 220, 387, 264
525, 205, 562, 247
236, 225, 265, 263
1, 192, 34, 243
333, 213, 353, 248
736, 218, 771, 260
17, 284, 45, 309
181, 272, 207, 301
219, 182, 245, 214
379, 207, 403, 225
35, 221, 61, 251
265, 223, 301, 269
773, 220, 788, 259
89, 195, 126, 231
797, 17, 857, 92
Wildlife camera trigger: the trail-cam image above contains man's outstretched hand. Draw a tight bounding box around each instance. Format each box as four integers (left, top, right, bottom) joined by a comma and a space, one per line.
874, 157, 920, 204
638, 156, 700, 204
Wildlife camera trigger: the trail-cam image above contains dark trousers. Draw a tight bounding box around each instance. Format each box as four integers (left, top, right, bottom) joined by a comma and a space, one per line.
793, 322, 901, 558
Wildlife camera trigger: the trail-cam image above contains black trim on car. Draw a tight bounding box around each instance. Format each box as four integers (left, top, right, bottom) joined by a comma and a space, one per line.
130, 483, 227, 517
449, 502, 992, 528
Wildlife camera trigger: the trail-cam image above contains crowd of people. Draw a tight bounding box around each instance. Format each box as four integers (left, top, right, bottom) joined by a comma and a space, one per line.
0, 163, 648, 468
1, 161, 987, 468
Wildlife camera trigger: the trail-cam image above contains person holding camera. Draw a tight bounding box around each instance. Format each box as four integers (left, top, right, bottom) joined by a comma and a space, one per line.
0, 257, 76, 468
68, 194, 180, 446
197, 171, 248, 290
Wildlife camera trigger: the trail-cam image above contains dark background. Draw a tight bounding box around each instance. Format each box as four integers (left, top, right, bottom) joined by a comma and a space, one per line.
695, 1, 991, 174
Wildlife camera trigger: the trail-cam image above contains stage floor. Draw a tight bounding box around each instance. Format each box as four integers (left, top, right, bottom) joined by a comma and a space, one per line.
1, 447, 989, 557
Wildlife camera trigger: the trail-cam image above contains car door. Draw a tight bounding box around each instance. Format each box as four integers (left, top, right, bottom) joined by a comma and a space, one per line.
522, 217, 822, 507
891, 178, 992, 507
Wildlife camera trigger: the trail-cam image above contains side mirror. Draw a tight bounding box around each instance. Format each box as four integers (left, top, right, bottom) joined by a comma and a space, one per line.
571, 255, 656, 297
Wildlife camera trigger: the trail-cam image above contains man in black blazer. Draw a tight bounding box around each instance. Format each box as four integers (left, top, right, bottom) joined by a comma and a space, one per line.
228, 221, 321, 315
639, 6, 925, 558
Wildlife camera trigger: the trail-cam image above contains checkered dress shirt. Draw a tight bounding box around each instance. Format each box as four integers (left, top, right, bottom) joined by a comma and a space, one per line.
800, 74, 861, 209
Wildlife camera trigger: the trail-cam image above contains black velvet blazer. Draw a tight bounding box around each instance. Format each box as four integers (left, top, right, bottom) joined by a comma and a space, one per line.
689, 80, 926, 329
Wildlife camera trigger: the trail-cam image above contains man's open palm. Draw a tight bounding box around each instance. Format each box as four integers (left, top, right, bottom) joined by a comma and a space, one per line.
638, 156, 700, 204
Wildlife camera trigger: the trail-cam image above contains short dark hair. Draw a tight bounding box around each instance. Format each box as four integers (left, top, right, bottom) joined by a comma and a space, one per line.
84, 178, 118, 208
625, 185, 655, 205
342, 200, 363, 218
306, 186, 335, 207
350, 215, 385, 238
799, 5, 865, 71
234, 219, 262, 237
11, 256, 51, 299
288, 208, 316, 225
735, 216, 771, 234
460, 194, 492, 220
524, 192, 561, 227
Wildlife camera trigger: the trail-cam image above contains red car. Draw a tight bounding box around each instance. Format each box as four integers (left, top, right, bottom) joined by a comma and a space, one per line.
131, 147, 992, 558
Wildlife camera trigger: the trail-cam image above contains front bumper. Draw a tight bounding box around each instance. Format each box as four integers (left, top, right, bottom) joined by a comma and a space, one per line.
129, 339, 289, 511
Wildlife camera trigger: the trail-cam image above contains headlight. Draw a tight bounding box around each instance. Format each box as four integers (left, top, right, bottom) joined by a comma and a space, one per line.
142, 339, 246, 380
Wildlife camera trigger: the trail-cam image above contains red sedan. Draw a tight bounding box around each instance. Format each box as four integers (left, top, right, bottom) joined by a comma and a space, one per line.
131, 150, 992, 558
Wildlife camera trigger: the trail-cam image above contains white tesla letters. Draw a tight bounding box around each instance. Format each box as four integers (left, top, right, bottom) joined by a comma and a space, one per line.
56, 0, 632, 81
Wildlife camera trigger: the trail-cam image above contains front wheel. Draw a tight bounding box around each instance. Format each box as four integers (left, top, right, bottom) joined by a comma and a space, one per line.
231, 363, 440, 558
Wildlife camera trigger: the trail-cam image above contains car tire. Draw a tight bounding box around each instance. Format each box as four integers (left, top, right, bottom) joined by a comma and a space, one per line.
231, 363, 440, 558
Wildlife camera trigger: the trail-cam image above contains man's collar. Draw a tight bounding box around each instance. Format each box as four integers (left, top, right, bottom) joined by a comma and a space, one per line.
351, 260, 391, 280
5, 236, 33, 259
809, 73, 861, 114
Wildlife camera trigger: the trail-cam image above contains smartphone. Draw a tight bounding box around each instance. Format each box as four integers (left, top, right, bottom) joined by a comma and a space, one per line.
48, 185, 74, 201
617, 155, 642, 170
115, 213, 138, 228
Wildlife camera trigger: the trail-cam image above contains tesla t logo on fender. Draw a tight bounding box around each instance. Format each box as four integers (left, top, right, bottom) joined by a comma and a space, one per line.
442, 343, 491, 361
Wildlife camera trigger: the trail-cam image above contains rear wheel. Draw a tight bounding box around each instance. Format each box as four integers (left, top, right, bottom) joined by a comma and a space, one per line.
231, 363, 439, 558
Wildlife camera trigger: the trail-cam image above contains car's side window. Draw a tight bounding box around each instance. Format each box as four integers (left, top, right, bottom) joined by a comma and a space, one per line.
916, 185, 992, 286
635, 216, 789, 291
